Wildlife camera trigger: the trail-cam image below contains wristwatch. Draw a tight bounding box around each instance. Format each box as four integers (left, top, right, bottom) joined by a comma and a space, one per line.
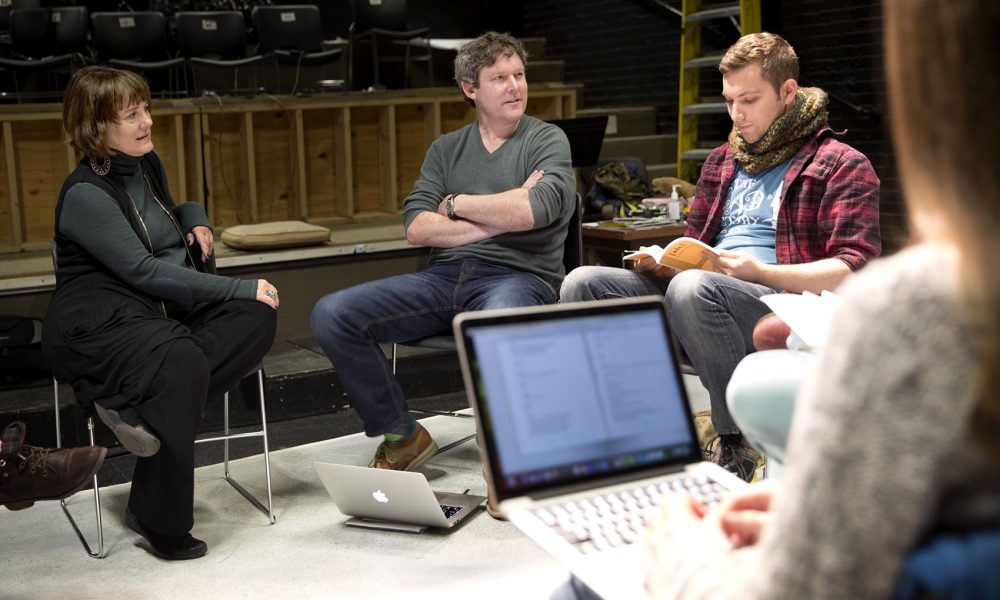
445, 194, 457, 220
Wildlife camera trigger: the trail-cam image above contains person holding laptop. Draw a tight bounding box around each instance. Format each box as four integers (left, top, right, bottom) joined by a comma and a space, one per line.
310, 33, 575, 494
641, 1, 1000, 597
560, 33, 881, 482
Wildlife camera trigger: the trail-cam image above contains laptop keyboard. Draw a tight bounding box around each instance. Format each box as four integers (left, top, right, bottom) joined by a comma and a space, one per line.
440, 504, 463, 519
532, 475, 727, 554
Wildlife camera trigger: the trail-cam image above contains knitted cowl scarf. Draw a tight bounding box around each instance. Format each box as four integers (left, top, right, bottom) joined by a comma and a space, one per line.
729, 86, 829, 174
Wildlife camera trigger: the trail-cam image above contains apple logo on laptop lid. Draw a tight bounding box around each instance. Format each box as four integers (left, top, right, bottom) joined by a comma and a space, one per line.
372, 489, 389, 503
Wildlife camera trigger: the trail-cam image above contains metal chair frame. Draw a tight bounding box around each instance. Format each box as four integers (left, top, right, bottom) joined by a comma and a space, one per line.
53, 366, 275, 559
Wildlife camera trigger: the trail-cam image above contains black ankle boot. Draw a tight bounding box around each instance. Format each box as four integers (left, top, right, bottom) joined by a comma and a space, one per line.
125, 509, 207, 560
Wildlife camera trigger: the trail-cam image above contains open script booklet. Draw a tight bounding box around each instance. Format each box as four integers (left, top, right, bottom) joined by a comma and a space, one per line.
623, 237, 720, 272
759, 290, 843, 349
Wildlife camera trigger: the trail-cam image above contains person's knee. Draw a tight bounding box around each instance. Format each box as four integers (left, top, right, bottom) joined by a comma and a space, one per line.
310, 291, 351, 339
665, 269, 715, 310
158, 337, 210, 394
560, 266, 604, 302
245, 300, 277, 340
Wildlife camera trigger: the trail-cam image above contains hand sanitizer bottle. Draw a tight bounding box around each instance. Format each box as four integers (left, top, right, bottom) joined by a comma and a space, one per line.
668, 184, 683, 222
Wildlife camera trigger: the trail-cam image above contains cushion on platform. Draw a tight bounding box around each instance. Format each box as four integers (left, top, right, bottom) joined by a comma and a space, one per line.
221, 221, 330, 250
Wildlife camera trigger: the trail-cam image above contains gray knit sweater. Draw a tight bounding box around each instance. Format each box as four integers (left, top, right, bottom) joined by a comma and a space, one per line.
402, 115, 575, 293
643, 244, 1000, 599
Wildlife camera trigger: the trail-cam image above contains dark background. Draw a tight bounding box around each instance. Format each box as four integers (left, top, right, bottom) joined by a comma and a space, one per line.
70, 0, 900, 245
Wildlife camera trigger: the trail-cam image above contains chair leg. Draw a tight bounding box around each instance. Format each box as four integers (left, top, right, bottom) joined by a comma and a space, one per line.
371, 36, 381, 88
54, 383, 106, 559
426, 40, 434, 86
200, 368, 275, 524
59, 417, 106, 558
391, 342, 399, 374
403, 41, 410, 87
432, 432, 476, 456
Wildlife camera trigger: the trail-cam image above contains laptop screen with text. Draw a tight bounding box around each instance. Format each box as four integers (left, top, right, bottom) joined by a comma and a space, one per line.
457, 299, 702, 499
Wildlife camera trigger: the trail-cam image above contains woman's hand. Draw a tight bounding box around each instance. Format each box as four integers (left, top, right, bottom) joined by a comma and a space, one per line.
645, 481, 779, 551
186, 225, 214, 263
256, 279, 280, 309
715, 481, 777, 548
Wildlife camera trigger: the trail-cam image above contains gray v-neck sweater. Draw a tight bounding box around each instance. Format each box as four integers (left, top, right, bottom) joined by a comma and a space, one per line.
402, 115, 575, 292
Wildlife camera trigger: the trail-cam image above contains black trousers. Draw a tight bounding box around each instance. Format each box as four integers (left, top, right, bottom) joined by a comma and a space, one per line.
126, 299, 276, 536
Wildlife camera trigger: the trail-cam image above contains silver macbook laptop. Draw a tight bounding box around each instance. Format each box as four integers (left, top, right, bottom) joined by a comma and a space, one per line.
314, 462, 486, 533
453, 297, 748, 599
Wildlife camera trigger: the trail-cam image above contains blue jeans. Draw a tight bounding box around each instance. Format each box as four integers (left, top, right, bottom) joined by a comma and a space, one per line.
560, 266, 774, 434
311, 259, 555, 436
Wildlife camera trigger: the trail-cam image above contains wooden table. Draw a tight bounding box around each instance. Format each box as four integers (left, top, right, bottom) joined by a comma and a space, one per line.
581, 220, 688, 266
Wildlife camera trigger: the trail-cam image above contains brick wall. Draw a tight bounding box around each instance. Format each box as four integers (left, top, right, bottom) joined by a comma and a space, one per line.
523, 1, 681, 132
769, 1, 903, 248
523, 0, 906, 249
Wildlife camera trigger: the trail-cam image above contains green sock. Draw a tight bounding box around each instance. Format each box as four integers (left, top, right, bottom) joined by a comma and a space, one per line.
383, 417, 416, 442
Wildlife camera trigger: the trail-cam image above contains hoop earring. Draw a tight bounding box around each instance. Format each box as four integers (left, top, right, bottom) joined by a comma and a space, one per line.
90, 155, 111, 176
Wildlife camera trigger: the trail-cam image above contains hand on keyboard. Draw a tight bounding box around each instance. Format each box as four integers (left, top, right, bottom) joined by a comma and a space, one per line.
534, 476, 729, 555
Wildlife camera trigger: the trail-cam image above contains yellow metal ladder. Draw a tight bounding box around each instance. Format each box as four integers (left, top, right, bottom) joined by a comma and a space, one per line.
677, 0, 761, 182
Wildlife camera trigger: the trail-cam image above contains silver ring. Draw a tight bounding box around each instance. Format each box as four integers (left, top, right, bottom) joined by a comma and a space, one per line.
266, 289, 277, 299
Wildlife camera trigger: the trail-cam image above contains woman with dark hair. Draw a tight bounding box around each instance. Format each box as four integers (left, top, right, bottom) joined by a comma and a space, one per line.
43, 66, 278, 560
641, 1, 1000, 598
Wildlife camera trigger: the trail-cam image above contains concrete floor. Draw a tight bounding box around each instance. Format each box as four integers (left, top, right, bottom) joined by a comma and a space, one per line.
2, 377, 710, 600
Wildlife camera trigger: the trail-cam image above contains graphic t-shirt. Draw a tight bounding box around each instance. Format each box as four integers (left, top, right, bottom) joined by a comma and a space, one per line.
713, 159, 792, 264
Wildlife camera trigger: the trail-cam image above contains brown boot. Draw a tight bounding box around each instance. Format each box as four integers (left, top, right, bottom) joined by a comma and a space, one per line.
369, 422, 438, 471
0, 421, 107, 511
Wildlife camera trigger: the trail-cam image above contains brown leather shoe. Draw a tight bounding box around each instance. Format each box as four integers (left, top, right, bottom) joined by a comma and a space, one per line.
369, 422, 438, 471
1, 421, 107, 510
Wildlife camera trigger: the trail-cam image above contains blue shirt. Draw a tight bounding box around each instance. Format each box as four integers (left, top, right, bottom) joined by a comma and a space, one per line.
713, 159, 793, 264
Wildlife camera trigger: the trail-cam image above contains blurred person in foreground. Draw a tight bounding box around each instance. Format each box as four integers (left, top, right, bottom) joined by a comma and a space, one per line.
642, 1, 1000, 597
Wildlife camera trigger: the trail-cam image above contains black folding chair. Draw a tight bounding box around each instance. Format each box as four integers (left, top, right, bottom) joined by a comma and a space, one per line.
349, 0, 431, 89
0, 6, 87, 102
175, 11, 263, 96
252, 4, 346, 95
90, 11, 186, 97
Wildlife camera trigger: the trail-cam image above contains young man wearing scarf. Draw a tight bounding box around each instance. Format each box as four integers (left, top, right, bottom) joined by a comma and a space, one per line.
560, 33, 881, 481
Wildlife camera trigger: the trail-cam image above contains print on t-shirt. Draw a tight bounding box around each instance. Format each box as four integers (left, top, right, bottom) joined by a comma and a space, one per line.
714, 159, 793, 264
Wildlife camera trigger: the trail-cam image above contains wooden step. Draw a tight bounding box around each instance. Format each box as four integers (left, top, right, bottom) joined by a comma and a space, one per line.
576, 106, 657, 137
682, 101, 728, 115
7, 338, 465, 450
686, 3, 741, 22
681, 148, 714, 161
600, 133, 678, 165
521, 37, 547, 61
647, 163, 679, 181
530, 59, 565, 84
683, 53, 725, 70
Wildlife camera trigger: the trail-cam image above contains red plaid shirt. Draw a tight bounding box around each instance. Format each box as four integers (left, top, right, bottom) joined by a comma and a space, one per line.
685, 125, 881, 271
